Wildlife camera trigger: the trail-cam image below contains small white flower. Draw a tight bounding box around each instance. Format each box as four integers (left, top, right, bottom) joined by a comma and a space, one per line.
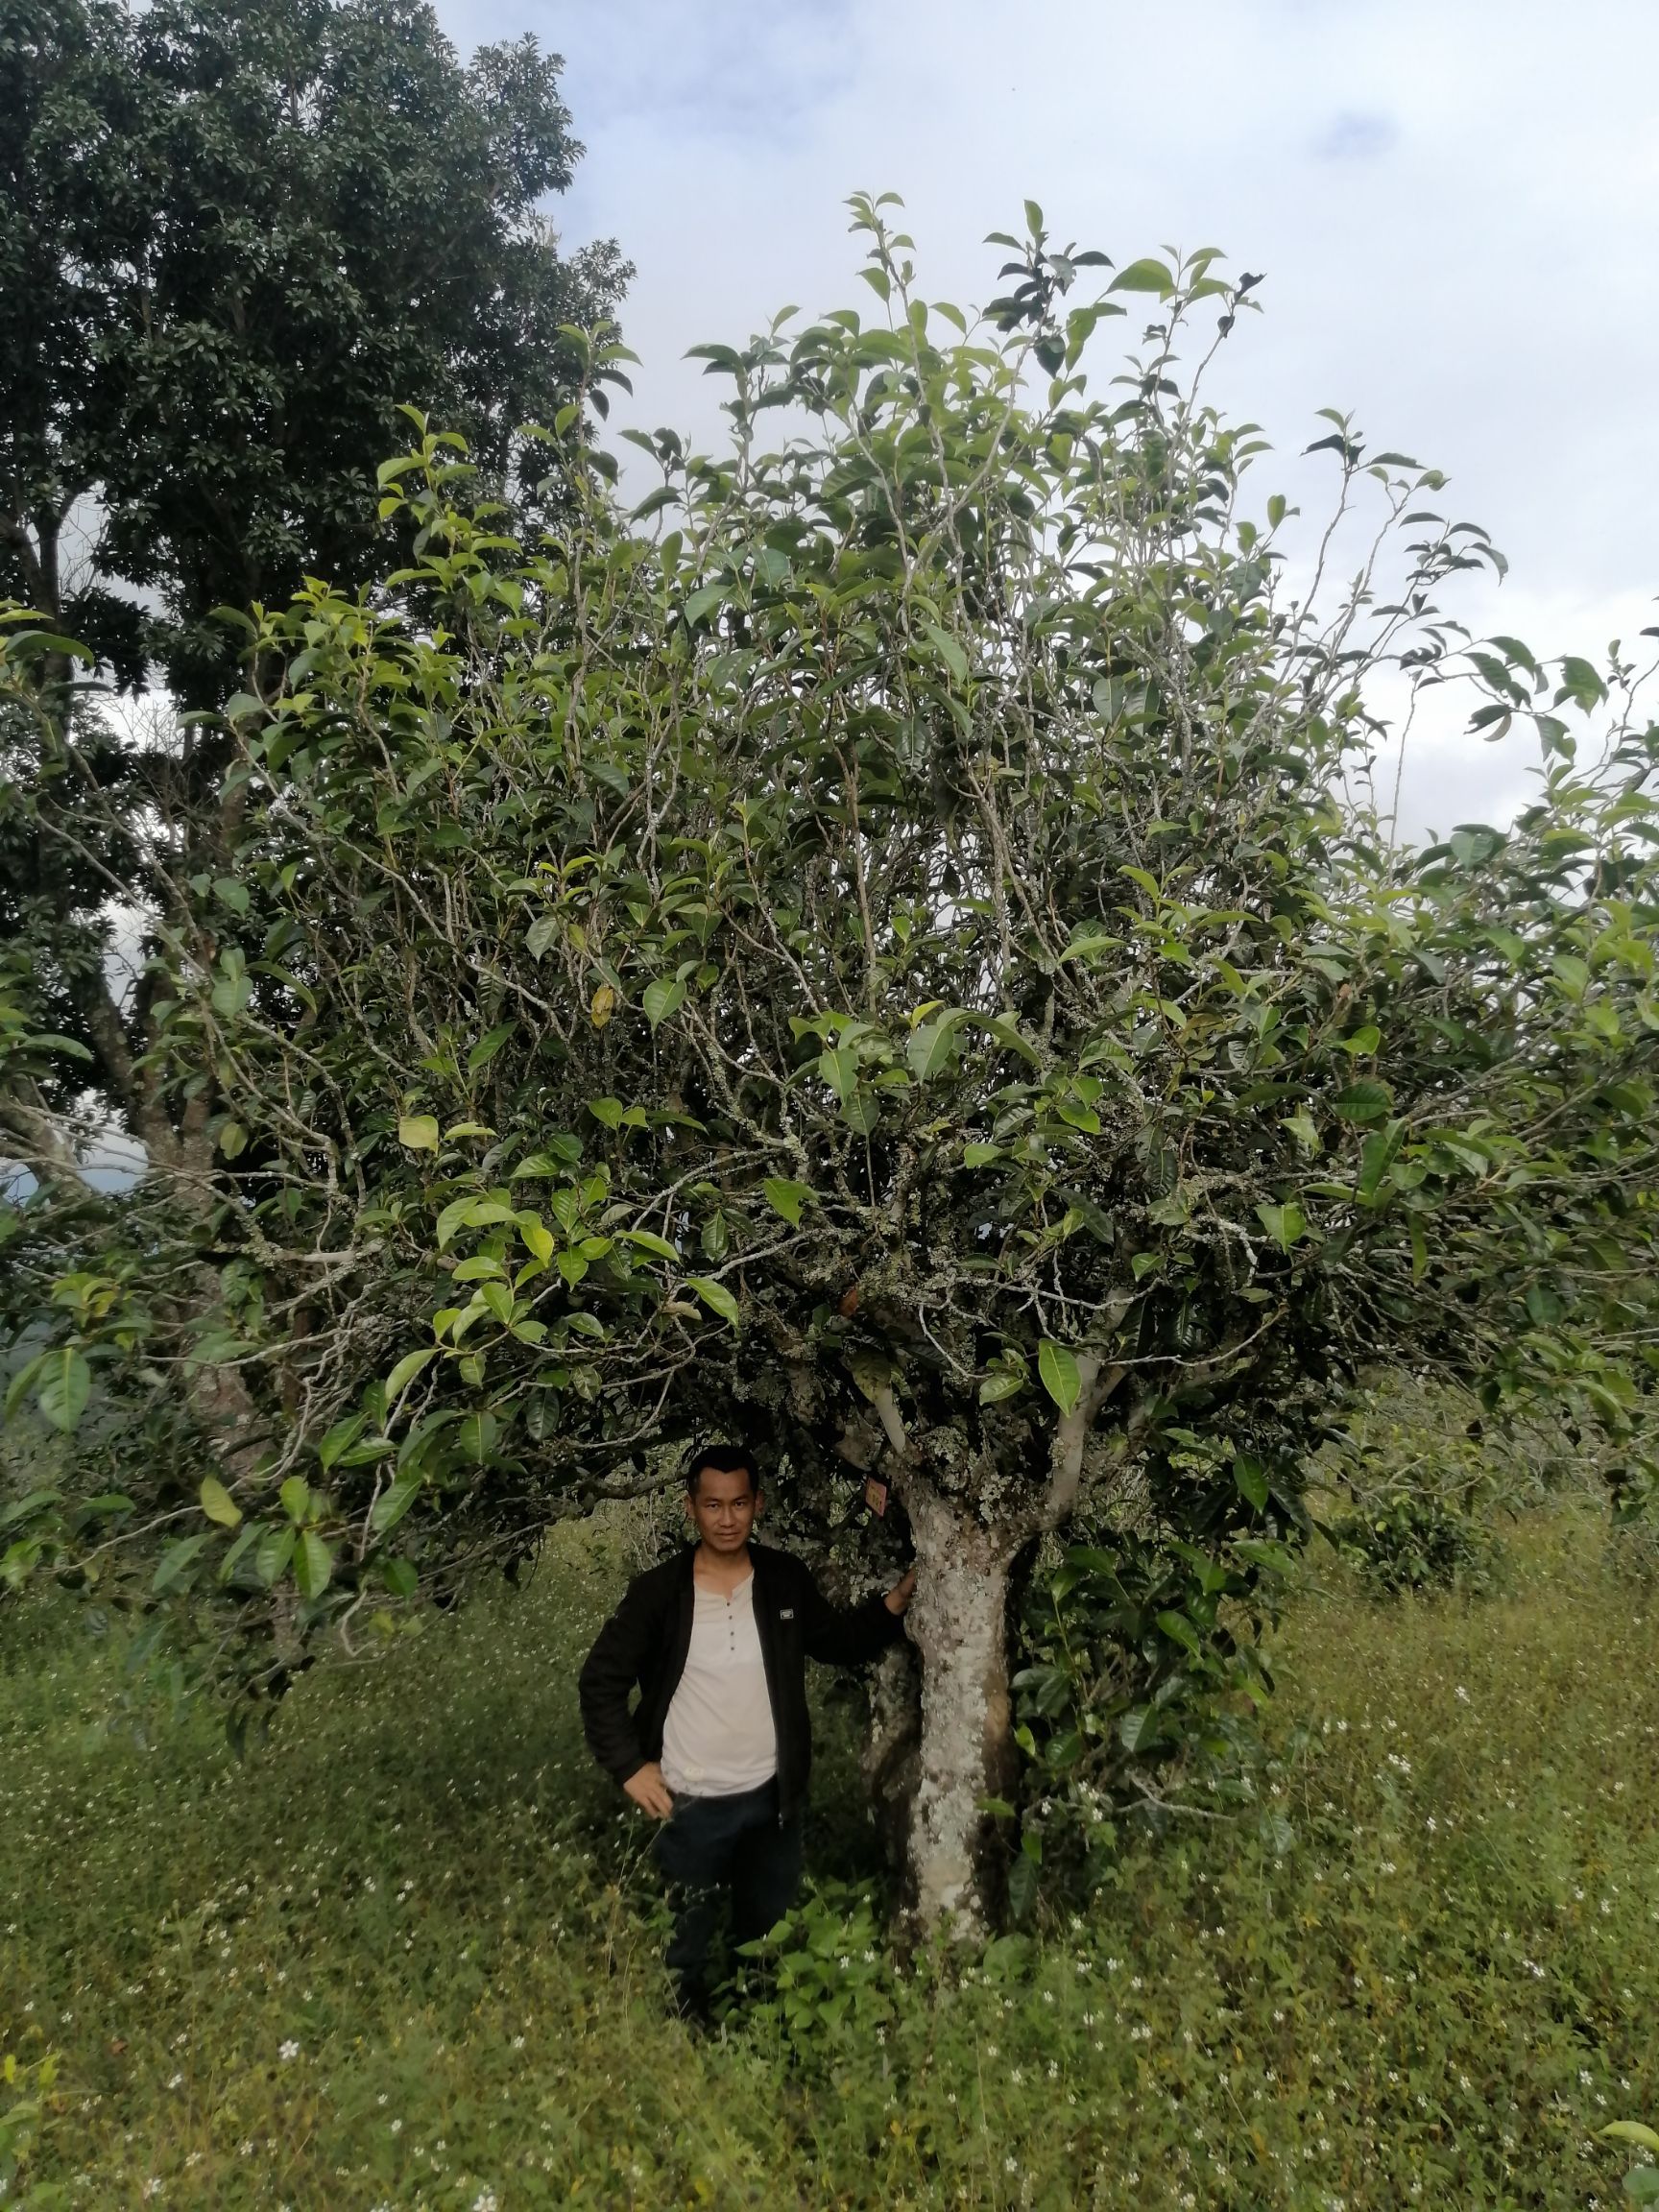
277, 2040, 300, 2062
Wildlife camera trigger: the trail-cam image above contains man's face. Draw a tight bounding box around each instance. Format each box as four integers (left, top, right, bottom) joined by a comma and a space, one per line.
686, 1464, 759, 1553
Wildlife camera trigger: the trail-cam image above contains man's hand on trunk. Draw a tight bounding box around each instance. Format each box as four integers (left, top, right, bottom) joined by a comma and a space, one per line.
623, 1762, 675, 1819
884, 1568, 917, 1616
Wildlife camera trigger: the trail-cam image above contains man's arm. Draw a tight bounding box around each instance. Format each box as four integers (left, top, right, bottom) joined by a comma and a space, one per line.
798, 1563, 915, 1667
577, 1578, 653, 1787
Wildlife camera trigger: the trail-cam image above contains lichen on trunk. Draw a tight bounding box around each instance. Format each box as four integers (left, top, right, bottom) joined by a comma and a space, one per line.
902, 1480, 1021, 1934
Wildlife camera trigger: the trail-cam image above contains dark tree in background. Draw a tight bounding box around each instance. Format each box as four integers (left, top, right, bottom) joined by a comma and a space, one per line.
1, 0, 627, 702
0, 0, 627, 1166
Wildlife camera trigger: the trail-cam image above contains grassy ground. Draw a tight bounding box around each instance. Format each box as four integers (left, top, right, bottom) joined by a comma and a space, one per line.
1, 1502, 1655, 2210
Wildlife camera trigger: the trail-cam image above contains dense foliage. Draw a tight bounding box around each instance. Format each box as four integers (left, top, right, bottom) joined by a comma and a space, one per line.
3, 197, 1656, 1920
0, 0, 625, 1163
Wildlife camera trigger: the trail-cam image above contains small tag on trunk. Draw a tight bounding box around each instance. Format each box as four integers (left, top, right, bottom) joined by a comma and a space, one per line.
863, 1474, 888, 1518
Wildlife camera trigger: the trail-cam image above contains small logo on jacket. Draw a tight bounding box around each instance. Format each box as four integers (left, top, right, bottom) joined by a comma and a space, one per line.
779, 1607, 795, 1620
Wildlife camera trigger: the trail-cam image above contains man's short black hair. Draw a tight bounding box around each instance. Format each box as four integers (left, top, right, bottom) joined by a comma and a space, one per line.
685, 1443, 760, 1497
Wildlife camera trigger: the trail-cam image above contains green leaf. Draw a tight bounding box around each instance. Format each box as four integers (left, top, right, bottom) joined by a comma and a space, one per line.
1555, 654, 1607, 711
820, 1044, 858, 1102
1118, 1707, 1157, 1754
685, 581, 727, 626
686, 1276, 741, 1330
963, 1142, 1000, 1167
371, 1472, 422, 1534
762, 1177, 813, 1227
3, 1353, 43, 1425
318, 1413, 365, 1471
1037, 1339, 1082, 1416
1331, 1079, 1393, 1123
217, 1119, 247, 1159
0, 1486, 59, 1533
436, 1196, 475, 1251
1623, 2171, 1659, 2205
1284, 1108, 1320, 1154
587, 1096, 625, 1129
907, 1012, 963, 1081
384, 1347, 436, 1406
255, 1527, 296, 1586
616, 1227, 679, 1262
643, 975, 686, 1032
434, 1195, 517, 1251
518, 1219, 555, 1267
279, 1476, 311, 1525
210, 969, 252, 1019
398, 1114, 440, 1153
217, 1523, 259, 1585
468, 1021, 516, 1072
1157, 1607, 1201, 1654
212, 876, 250, 916
19, 1030, 92, 1063
200, 1476, 242, 1529
525, 912, 560, 959
36, 1347, 90, 1433
1007, 1850, 1039, 1922
294, 1529, 333, 1599
1234, 1456, 1268, 1510
979, 1368, 1025, 1405
1604, 2126, 1659, 2155
963, 1013, 1041, 1068
153, 1532, 210, 1595
1255, 1200, 1306, 1250
922, 620, 969, 685
1358, 1121, 1407, 1204
1109, 257, 1176, 297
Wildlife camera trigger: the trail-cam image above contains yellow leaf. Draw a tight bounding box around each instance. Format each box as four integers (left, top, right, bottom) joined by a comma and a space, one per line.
200, 1476, 242, 1528
589, 984, 616, 1029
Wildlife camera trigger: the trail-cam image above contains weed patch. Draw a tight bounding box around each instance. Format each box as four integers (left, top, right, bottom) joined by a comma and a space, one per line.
1, 1507, 1655, 2207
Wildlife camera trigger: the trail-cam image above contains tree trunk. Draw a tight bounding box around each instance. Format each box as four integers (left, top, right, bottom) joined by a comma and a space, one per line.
902, 1481, 1020, 1934
861, 1639, 922, 1898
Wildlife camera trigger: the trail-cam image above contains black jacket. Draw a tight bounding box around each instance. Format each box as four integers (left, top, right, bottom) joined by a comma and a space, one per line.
577, 1543, 905, 1824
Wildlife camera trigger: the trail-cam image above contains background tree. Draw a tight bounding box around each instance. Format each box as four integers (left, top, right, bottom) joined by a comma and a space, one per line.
4, 202, 1655, 1928
0, 0, 627, 1180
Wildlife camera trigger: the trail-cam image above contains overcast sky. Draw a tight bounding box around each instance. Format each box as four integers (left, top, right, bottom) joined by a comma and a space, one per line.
450, 0, 1658, 838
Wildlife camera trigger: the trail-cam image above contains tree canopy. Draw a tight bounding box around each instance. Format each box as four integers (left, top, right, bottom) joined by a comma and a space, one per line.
1, 0, 626, 700
4, 198, 1656, 1925
0, 0, 627, 1185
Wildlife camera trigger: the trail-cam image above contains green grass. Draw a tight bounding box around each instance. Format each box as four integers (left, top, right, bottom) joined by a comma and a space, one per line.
2, 1503, 1656, 2210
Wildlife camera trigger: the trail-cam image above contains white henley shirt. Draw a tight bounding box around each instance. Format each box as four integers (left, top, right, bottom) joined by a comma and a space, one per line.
659, 1571, 778, 1798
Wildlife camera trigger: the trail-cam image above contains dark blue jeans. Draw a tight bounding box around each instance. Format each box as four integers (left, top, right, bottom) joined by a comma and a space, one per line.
652, 1778, 803, 2007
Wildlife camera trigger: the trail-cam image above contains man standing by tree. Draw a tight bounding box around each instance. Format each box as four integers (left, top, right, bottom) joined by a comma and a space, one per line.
579, 1445, 915, 2019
